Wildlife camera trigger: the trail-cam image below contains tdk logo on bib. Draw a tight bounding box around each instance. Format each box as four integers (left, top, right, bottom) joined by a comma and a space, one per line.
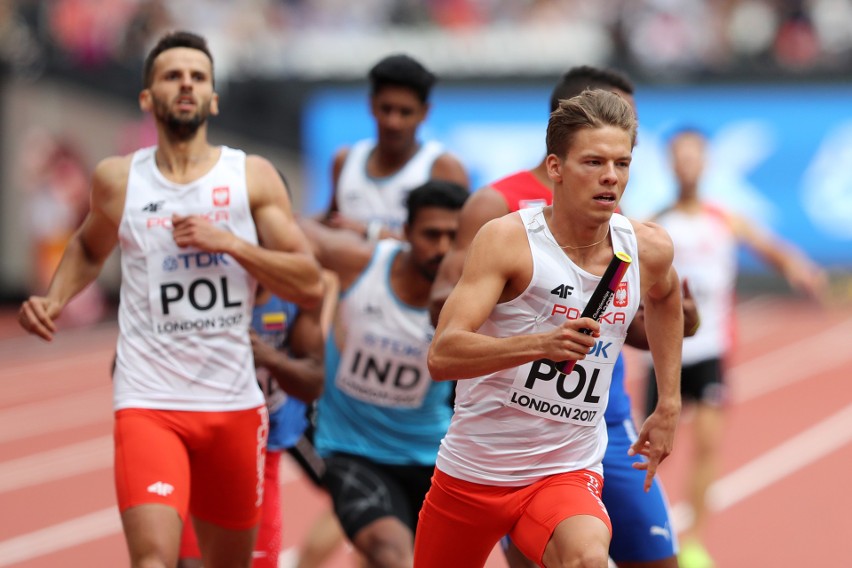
588, 340, 612, 358
162, 252, 231, 272
148, 250, 248, 336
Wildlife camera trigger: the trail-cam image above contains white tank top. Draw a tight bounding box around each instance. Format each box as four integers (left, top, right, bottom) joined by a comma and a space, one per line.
335, 139, 445, 231
436, 208, 641, 485
333, 240, 435, 409
655, 205, 737, 364
113, 146, 263, 411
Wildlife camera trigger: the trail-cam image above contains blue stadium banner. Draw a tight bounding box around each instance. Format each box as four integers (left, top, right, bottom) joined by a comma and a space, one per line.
304, 84, 852, 271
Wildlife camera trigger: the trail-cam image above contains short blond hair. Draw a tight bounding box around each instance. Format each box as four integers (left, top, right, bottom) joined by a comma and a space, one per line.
546, 89, 637, 159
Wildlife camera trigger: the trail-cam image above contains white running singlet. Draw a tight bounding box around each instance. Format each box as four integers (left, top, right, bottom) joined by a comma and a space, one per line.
335, 139, 445, 231
655, 204, 737, 364
436, 208, 641, 486
113, 146, 264, 412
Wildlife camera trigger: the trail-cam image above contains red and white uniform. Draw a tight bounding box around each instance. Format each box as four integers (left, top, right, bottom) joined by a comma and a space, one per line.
113, 145, 263, 411
654, 204, 737, 364
492, 170, 551, 211
436, 208, 641, 486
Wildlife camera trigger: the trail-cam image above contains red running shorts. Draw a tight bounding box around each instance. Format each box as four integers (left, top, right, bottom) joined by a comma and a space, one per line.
114, 406, 268, 530
179, 450, 282, 566
414, 467, 611, 567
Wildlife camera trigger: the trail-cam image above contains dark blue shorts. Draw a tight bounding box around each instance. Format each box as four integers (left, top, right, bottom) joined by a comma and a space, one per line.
602, 418, 678, 563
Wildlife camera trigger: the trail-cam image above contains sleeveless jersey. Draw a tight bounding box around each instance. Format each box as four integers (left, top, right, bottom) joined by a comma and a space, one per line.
335, 139, 445, 231
492, 170, 552, 211
491, 171, 632, 425
436, 208, 641, 485
315, 240, 453, 465
252, 295, 308, 451
113, 146, 263, 411
655, 204, 737, 364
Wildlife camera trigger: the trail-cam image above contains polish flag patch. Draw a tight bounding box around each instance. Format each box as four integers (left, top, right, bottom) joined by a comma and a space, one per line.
614, 281, 629, 307
212, 186, 230, 207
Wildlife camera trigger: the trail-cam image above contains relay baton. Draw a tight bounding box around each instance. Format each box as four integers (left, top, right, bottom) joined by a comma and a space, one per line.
557, 251, 633, 374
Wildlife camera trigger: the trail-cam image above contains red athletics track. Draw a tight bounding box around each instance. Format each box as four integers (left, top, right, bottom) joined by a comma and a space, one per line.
0, 294, 850, 567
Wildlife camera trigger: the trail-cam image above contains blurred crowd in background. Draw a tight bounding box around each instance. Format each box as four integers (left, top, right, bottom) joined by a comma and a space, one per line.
2, 0, 852, 81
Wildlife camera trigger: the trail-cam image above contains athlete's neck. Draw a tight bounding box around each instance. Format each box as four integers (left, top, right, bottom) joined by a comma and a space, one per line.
674, 190, 702, 213
545, 205, 613, 265
391, 252, 432, 309
154, 139, 219, 182
371, 142, 420, 177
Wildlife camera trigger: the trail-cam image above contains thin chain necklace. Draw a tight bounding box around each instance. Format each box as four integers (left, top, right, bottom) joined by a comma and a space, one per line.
556, 226, 610, 250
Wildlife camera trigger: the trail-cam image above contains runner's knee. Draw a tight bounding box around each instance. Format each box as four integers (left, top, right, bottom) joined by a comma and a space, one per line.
541, 541, 609, 568
353, 519, 413, 568
131, 555, 173, 568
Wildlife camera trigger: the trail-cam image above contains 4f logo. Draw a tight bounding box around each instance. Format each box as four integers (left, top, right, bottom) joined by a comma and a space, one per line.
550, 283, 574, 299
142, 201, 165, 213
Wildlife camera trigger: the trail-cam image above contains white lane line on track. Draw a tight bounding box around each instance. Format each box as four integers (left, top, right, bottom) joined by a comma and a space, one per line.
729, 319, 852, 402
0, 349, 113, 408
671, 400, 852, 530
0, 388, 111, 444
1, 350, 113, 380
0, 442, 301, 565
0, 507, 121, 567
1, 432, 302, 495
0, 436, 113, 493
0, 448, 302, 565
0, 323, 117, 359
4, 404, 851, 564
628, 316, 852, 402
1, 306, 846, 563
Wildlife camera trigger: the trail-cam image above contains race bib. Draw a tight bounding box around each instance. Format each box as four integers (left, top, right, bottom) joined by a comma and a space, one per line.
504, 337, 623, 425
146, 250, 251, 336
335, 347, 430, 409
